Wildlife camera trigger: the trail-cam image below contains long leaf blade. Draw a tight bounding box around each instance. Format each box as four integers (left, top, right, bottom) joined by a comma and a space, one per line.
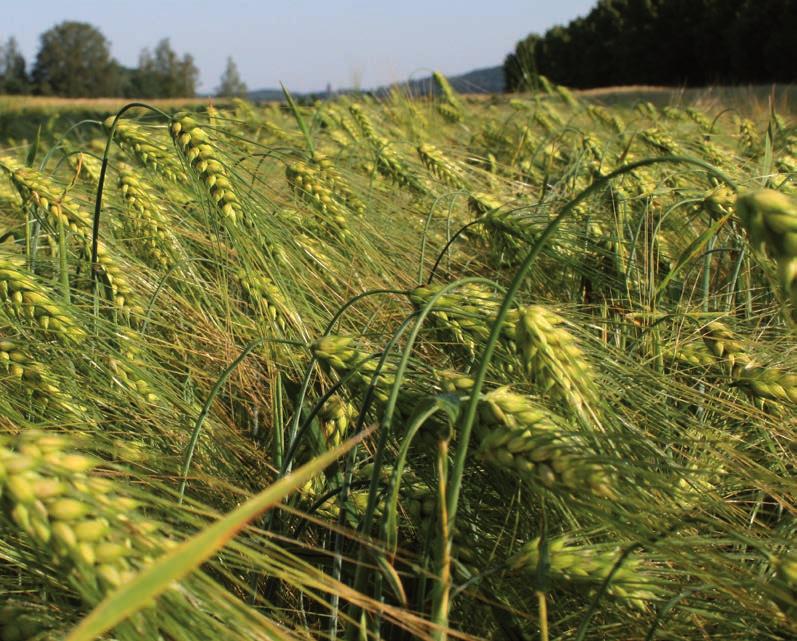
65, 430, 369, 641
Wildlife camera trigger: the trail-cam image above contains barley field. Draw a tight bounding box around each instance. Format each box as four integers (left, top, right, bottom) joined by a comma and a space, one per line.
0, 78, 795, 641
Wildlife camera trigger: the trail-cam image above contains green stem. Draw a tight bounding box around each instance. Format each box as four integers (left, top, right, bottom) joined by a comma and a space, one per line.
702, 234, 716, 312
57, 216, 70, 304
350, 277, 497, 611
536, 591, 549, 641
178, 338, 263, 502
726, 244, 746, 313
91, 102, 170, 287
272, 372, 284, 471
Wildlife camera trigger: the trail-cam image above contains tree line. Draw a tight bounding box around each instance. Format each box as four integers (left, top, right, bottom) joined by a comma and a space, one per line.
505, 0, 797, 91
0, 21, 248, 98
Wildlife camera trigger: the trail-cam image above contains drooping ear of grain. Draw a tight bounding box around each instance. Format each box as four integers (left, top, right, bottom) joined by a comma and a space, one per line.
736, 190, 797, 318
509, 536, 657, 609
0, 333, 85, 416
515, 305, 599, 420
349, 104, 428, 194
104, 116, 185, 183
0, 157, 140, 316
0, 430, 169, 601
476, 386, 615, 498
416, 143, 466, 189
117, 164, 177, 269
432, 71, 464, 123
285, 160, 352, 241
170, 112, 243, 224
0, 252, 86, 342
311, 334, 397, 402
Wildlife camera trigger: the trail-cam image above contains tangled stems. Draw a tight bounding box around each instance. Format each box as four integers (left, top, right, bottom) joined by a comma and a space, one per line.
430, 155, 740, 636
344, 277, 499, 639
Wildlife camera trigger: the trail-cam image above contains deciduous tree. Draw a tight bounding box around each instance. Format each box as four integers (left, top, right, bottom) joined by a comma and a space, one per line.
216, 57, 247, 98
31, 21, 120, 97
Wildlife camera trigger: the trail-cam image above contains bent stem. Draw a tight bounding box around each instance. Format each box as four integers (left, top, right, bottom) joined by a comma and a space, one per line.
178, 338, 264, 502
91, 102, 170, 289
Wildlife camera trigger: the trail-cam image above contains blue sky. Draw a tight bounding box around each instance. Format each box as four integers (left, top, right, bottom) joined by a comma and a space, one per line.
6, 0, 595, 92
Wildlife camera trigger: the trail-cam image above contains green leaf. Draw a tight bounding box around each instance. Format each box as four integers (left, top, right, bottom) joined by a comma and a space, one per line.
760, 122, 773, 188
384, 394, 460, 554
376, 554, 408, 607
25, 125, 41, 167
281, 83, 314, 153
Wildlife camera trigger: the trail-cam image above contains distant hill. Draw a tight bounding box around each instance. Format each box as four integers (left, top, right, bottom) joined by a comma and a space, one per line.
373, 65, 505, 97
247, 87, 289, 102
245, 65, 505, 102
444, 65, 505, 94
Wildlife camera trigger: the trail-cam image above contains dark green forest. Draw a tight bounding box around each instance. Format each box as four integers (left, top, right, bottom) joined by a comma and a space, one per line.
505, 0, 797, 91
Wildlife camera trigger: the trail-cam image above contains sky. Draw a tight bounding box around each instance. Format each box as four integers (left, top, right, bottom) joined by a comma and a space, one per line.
5, 0, 595, 93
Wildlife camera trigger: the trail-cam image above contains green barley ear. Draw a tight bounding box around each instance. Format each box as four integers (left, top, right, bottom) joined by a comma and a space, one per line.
348, 103, 379, 142
686, 107, 712, 132
554, 84, 580, 110
235, 268, 291, 332
661, 338, 718, 370
309, 151, 366, 216
435, 369, 475, 394
736, 190, 797, 317
477, 387, 615, 499
170, 112, 242, 225
0, 429, 266, 639
311, 334, 396, 402
409, 283, 516, 359
639, 127, 679, 155
319, 395, 354, 447
703, 184, 736, 221
736, 366, 797, 406
515, 305, 598, 420
0, 173, 22, 213
68, 151, 104, 186
0, 157, 140, 316
285, 160, 351, 240
416, 143, 466, 189
587, 104, 624, 135
582, 133, 604, 162
467, 191, 503, 217
0, 155, 92, 233
509, 536, 657, 609
772, 550, 797, 620
0, 430, 170, 605
634, 100, 659, 120
737, 117, 761, 156
0, 334, 85, 417
103, 116, 184, 183
537, 74, 554, 94
107, 326, 160, 405
696, 320, 797, 408
432, 71, 463, 123
0, 252, 86, 343
349, 104, 427, 194
117, 164, 176, 269
661, 106, 686, 121
700, 321, 753, 377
